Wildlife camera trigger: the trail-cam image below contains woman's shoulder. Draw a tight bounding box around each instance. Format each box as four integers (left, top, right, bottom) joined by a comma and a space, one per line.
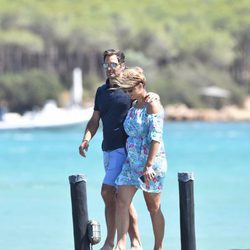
146, 100, 163, 114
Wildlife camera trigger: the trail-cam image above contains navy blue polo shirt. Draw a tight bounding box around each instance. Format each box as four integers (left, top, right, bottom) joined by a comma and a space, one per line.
94, 79, 131, 151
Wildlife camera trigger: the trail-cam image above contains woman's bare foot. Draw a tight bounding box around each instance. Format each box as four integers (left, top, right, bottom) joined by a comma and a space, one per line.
100, 242, 114, 250
131, 246, 142, 250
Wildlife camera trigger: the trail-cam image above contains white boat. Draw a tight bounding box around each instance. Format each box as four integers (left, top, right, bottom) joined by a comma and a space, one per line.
0, 101, 93, 130
0, 68, 93, 130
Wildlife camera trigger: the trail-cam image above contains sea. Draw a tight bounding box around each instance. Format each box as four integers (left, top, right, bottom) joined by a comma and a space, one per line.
0, 121, 250, 250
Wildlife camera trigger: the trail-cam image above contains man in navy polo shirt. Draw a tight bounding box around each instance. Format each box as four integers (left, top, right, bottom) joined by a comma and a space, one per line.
79, 49, 157, 250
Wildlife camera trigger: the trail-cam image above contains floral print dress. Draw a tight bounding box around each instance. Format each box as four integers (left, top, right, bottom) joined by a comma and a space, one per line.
115, 103, 167, 193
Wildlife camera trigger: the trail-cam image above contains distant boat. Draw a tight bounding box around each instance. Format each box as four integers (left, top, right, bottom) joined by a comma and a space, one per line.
0, 68, 93, 130
0, 100, 93, 130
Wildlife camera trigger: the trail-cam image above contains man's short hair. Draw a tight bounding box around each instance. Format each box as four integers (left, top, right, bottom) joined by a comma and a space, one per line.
103, 49, 125, 63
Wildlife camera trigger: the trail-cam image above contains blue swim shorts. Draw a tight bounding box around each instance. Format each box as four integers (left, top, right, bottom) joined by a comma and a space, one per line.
102, 147, 126, 186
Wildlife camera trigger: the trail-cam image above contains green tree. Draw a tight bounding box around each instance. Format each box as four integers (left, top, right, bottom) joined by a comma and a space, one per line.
0, 70, 62, 113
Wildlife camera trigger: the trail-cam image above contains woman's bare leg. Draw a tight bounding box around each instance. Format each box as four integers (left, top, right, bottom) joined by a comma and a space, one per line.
143, 192, 165, 250
115, 186, 137, 250
128, 203, 142, 249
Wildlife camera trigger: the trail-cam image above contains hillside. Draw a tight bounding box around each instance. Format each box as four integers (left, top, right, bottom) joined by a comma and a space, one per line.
0, 0, 250, 113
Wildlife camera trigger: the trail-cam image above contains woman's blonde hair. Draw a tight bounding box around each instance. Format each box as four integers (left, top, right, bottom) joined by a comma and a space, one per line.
115, 67, 146, 89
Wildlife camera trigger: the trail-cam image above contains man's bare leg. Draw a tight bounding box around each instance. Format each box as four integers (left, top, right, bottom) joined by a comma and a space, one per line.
100, 184, 116, 250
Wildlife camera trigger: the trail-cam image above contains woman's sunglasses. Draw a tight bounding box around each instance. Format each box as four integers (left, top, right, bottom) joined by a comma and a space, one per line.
123, 82, 142, 93
124, 88, 134, 93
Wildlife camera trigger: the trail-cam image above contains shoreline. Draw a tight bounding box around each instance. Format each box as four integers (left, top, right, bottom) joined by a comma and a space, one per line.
164, 104, 250, 122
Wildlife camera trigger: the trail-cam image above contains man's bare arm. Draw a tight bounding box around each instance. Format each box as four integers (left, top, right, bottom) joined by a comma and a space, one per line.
79, 110, 100, 157
145, 92, 160, 103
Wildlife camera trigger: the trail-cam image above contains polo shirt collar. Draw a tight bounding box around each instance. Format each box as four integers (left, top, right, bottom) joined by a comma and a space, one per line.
106, 79, 119, 89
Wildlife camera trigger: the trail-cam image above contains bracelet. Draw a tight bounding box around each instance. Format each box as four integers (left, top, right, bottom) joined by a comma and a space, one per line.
82, 139, 89, 143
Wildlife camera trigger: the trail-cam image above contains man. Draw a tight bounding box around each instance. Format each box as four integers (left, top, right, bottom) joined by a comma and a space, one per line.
79, 49, 157, 250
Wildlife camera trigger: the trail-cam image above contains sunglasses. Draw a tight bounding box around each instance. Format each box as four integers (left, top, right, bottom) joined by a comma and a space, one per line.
123, 82, 142, 94
103, 63, 119, 69
124, 88, 134, 94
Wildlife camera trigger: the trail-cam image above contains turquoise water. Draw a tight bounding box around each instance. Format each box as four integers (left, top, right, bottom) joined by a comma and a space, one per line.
0, 122, 250, 250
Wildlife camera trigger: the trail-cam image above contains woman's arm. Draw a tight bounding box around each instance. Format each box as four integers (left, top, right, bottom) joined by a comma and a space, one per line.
147, 99, 162, 114
143, 99, 163, 180
144, 140, 160, 180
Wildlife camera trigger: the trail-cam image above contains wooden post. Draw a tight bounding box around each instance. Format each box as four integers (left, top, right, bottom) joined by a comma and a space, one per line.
69, 174, 90, 250
178, 172, 196, 250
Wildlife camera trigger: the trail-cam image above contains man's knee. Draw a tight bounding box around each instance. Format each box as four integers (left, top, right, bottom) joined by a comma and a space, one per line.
101, 184, 116, 205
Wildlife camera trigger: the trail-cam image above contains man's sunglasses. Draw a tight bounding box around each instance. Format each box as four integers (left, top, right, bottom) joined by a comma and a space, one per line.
103, 63, 119, 69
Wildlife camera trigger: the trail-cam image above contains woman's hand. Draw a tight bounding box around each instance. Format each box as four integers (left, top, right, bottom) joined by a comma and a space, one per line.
143, 166, 156, 181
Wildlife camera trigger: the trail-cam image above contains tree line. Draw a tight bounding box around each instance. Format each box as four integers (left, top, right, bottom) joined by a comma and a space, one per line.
0, 0, 250, 113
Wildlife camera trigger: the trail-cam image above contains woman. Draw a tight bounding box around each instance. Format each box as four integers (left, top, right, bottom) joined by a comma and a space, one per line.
114, 67, 167, 250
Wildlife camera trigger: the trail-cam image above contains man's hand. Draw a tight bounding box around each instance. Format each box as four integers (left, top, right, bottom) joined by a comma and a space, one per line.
79, 139, 89, 157
145, 92, 160, 103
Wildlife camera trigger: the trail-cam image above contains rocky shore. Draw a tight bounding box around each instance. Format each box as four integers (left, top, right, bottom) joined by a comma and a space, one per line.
164, 97, 250, 121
